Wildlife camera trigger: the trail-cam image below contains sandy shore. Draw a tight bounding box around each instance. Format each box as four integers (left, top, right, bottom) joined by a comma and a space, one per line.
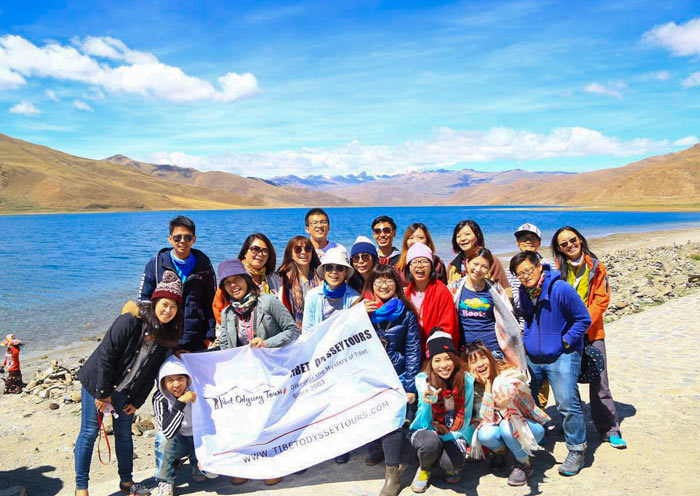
1, 226, 699, 495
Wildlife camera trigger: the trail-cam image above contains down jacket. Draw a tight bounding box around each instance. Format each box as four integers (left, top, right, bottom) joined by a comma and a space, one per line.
371, 305, 421, 393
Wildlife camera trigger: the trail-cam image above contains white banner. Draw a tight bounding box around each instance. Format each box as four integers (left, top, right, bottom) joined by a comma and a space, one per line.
181, 305, 407, 479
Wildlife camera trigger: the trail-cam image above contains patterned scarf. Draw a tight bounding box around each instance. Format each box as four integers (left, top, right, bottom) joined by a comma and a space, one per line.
230, 292, 258, 318
243, 260, 270, 294
287, 270, 320, 330
526, 272, 545, 301
430, 382, 465, 428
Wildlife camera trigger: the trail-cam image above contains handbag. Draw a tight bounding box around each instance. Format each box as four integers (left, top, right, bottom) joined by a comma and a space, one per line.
578, 339, 605, 383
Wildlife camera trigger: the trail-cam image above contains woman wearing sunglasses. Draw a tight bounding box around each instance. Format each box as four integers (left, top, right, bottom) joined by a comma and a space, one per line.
404, 243, 459, 353
212, 233, 281, 325
552, 226, 626, 450
277, 236, 323, 330
302, 246, 360, 463
395, 223, 448, 286
348, 236, 379, 292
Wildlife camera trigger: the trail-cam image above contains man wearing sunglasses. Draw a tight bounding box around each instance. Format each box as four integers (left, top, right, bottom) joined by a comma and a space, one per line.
371, 215, 400, 266
139, 215, 216, 352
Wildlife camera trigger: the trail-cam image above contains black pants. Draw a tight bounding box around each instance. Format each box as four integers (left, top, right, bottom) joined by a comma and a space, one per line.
411, 430, 465, 473
381, 429, 404, 467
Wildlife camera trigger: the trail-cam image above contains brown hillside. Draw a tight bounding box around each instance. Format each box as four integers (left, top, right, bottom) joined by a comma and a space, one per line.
444, 145, 700, 207
104, 155, 355, 208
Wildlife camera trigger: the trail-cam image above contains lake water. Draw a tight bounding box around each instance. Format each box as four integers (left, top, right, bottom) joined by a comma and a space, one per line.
3, 206, 699, 355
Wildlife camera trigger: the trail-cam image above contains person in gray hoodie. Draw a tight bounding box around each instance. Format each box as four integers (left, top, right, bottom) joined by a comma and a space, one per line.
152, 356, 208, 496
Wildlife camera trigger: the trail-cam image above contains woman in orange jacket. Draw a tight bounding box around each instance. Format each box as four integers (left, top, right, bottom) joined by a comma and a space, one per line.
552, 226, 626, 449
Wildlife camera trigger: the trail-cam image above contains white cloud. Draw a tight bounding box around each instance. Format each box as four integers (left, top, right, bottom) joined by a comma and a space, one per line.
0, 35, 260, 103
83, 87, 104, 100
45, 89, 59, 101
9, 100, 41, 116
584, 81, 627, 99
144, 126, 674, 177
673, 135, 699, 146
640, 70, 670, 81
682, 71, 700, 88
642, 17, 700, 57
73, 99, 93, 111
0, 66, 26, 90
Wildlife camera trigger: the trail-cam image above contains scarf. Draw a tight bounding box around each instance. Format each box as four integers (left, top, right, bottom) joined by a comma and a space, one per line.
285, 269, 321, 330
526, 272, 545, 301
369, 297, 405, 324
230, 292, 258, 318
243, 260, 270, 294
470, 369, 545, 460
323, 281, 347, 299
430, 382, 465, 429
170, 250, 196, 282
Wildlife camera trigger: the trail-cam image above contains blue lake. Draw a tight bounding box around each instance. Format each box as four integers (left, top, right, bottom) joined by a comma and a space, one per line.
3, 206, 699, 355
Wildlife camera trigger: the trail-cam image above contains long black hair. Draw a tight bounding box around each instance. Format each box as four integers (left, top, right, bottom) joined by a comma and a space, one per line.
137, 300, 183, 348
277, 235, 322, 286
359, 264, 419, 316
551, 226, 598, 281
451, 220, 485, 254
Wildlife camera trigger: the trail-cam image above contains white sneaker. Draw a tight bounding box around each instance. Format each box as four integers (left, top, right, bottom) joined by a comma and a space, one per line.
156, 481, 173, 496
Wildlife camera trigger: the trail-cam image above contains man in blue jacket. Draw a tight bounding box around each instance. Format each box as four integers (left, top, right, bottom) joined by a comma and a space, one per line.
139, 216, 216, 352
510, 251, 591, 477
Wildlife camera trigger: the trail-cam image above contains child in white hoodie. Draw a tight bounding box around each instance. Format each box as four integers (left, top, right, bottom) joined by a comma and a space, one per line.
153, 356, 207, 496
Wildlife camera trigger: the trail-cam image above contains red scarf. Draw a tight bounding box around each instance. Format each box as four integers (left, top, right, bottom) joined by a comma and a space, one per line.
405, 279, 460, 353
431, 384, 465, 427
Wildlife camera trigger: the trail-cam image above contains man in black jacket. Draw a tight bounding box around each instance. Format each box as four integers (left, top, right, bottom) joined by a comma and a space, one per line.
139, 216, 216, 351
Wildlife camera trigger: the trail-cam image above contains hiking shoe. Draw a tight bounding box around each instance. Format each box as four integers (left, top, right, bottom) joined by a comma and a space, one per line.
444, 470, 461, 484
335, 453, 350, 464
507, 461, 533, 486
364, 449, 385, 466
607, 434, 627, 449
155, 482, 173, 496
119, 481, 151, 495
410, 467, 430, 493
558, 450, 585, 476
191, 465, 207, 482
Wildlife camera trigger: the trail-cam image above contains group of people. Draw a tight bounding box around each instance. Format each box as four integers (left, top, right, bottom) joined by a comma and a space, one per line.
73, 209, 626, 496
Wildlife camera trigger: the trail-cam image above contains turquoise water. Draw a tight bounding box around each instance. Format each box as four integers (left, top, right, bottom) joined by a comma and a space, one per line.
3, 206, 699, 354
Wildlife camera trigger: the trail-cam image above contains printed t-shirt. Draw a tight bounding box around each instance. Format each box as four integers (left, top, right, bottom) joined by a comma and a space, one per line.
458, 285, 499, 352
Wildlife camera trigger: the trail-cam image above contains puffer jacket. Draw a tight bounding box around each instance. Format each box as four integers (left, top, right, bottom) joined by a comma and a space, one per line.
371, 305, 421, 393
219, 294, 299, 349
518, 266, 591, 362
139, 248, 216, 352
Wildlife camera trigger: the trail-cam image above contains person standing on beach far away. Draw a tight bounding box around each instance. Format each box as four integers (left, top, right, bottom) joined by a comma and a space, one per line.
276, 236, 322, 330
510, 251, 591, 477
506, 223, 554, 407
395, 223, 448, 286
447, 220, 512, 298
552, 226, 627, 450
403, 243, 460, 353
372, 215, 401, 265
217, 258, 299, 486
359, 264, 420, 496
305, 208, 343, 258
348, 235, 378, 292
139, 216, 216, 352
76, 272, 184, 496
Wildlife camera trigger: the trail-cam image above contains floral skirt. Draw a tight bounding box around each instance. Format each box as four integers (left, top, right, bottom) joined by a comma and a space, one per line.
4, 370, 23, 394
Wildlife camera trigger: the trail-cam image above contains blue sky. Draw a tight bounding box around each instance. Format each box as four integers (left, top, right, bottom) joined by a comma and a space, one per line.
1, 0, 699, 177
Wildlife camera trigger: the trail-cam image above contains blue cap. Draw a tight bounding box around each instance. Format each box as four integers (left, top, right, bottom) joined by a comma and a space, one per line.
350, 235, 378, 259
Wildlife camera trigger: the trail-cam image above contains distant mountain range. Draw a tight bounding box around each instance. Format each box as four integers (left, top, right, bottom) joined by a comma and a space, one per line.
0, 132, 697, 213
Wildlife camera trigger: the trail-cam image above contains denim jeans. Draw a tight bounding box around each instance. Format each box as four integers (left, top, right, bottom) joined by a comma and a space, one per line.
528, 351, 587, 451
74, 386, 135, 490
477, 420, 545, 462
154, 431, 198, 483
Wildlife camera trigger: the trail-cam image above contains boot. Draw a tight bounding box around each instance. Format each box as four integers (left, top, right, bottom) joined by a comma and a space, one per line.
379, 465, 402, 496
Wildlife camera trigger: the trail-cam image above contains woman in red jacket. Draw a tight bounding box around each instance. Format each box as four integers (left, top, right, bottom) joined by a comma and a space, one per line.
552, 226, 626, 449
403, 243, 460, 355
1, 334, 23, 394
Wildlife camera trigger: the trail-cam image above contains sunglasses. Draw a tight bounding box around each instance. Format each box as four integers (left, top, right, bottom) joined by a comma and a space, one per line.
172, 234, 194, 243
559, 236, 579, 249
323, 264, 347, 273
351, 253, 372, 263
373, 227, 393, 235
249, 245, 269, 256
293, 245, 313, 254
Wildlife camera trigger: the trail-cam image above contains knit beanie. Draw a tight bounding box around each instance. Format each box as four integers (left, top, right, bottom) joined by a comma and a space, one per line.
426, 328, 456, 359
151, 270, 183, 305
406, 242, 433, 265
350, 235, 378, 259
